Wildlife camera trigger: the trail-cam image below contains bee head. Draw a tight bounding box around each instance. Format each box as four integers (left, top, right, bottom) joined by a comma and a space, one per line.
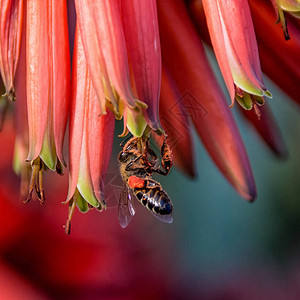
118, 151, 137, 163
118, 151, 129, 163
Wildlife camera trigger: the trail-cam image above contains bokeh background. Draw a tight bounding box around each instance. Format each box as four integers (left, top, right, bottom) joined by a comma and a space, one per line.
1, 44, 300, 299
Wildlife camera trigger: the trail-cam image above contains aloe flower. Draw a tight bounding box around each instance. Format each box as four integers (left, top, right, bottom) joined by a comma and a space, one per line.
0, 0, 299, 231
65, 26, 115, 233
0, 0, 23, 129
74, 0, 151, 137
25, 0, 70, 203
0, 0, 23, 101
158, 0, 257, 200
202, 0, 272, 111
121, 0, 162, 132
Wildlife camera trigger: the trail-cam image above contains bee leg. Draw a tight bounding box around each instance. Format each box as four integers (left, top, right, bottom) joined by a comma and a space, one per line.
120, 135, 133, 147
125, 160, 145, 172
160, 137, 173, 175
124, 154, 144, 172
162, 160, 173, 175
151, 167, 168, 176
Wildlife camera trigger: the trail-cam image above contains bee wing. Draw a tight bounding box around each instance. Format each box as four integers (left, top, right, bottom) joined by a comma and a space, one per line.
118, 184, 136, 228
150, 211, 173, 224
128, 189, 136, 216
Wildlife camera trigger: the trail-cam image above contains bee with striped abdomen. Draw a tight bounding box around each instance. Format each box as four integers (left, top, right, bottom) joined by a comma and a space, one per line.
117, 136, 173, 228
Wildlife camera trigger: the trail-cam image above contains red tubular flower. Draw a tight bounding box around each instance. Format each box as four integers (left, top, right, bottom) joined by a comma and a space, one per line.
157, 67, 196, 177
121, 0, 162, 132
67, 26, 115, 233
187, 0, 289, 159
189, 0, 300, 108
158, 0, 256, 201
25, 0, 70, 203
0, 0, 23, 100
74, 0, 148, 137
26, 0, 70, 170
202, 0, 272, 111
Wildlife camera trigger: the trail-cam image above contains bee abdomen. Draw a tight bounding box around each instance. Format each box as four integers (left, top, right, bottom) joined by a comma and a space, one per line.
134, 188, 173, 217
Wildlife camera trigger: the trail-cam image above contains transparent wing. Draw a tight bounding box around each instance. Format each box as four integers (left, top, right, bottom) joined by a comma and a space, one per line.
118, 184, 136, 228
127, 189, 136, 216
150, 211, 173, 224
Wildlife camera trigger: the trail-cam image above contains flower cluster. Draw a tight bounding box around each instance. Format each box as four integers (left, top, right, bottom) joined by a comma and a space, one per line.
0, 0, 299, 231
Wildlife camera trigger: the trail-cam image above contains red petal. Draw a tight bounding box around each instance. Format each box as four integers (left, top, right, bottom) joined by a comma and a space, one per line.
13, 9, 28, 175
68, 26, 114, 205
158, 66, 196, 177
52, 0, 70, 166
202, 0, 268, 103
74, 0, 136, 112
26, 0, 49, 161
87, 99, 115, 202
26, 0, 70, 166
200, 0, 235, 103
0, 0, 24, 98
67, 26, 88, 201
121, 0, 162, 131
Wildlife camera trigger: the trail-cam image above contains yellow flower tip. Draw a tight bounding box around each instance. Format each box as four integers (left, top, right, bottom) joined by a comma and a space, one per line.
264, 89, 273, 99
236, 95, 253, 110
39, 144, 57, 171
126, 107, 148, 138
277, 0, 300, 13
254, 96, 265, 106
236, 93, 266, 114
76, 192, 89, 213
77, 172, 102, 209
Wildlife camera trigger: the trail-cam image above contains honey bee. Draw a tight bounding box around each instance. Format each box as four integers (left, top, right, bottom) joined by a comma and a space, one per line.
117, 135, 173, 228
